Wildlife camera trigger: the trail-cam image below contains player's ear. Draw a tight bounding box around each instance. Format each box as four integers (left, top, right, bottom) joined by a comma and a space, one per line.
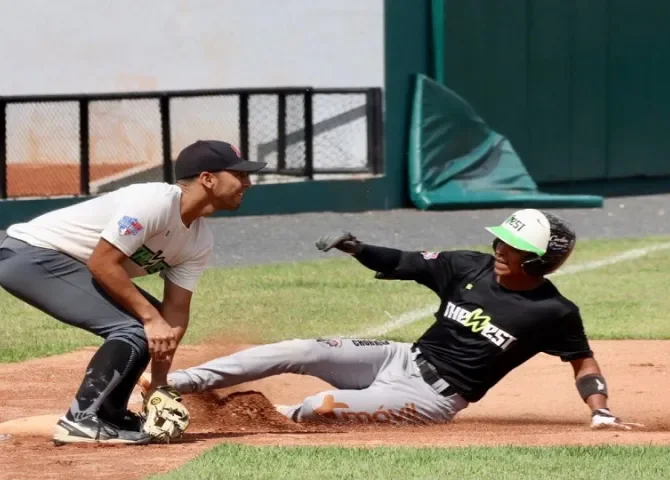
198, 171, 216, 189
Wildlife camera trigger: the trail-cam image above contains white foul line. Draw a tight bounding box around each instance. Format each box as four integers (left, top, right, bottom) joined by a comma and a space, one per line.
350, 242, 670, 339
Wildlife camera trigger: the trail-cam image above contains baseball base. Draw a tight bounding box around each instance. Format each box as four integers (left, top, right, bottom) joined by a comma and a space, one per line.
0, 414, 60, 437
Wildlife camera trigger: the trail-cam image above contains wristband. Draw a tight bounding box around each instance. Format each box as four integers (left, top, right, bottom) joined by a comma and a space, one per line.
576, 374, 608, 402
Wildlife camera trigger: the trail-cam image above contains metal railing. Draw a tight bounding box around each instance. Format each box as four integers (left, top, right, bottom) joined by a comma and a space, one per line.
0, 86, 384, 198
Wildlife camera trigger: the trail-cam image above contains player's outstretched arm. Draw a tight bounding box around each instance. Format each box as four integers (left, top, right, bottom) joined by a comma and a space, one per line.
315, 232, 402, 274
570, 356, 644, 430
315, 232, 452, 294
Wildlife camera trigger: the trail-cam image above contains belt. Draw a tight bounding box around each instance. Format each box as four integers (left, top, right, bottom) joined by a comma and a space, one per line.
411, 345, 458, 397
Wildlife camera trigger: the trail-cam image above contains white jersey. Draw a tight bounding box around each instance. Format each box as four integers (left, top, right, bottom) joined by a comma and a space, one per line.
6, 182, 213, 292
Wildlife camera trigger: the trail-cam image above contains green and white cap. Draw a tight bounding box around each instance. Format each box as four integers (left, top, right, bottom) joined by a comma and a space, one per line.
485, 209, 551, 255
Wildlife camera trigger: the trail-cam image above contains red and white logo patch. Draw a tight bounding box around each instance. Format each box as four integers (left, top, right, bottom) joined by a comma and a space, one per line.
230, 143, 242, 157
317, 338, 342, 348
421, 251, 439, 260
117, 216, 144, 236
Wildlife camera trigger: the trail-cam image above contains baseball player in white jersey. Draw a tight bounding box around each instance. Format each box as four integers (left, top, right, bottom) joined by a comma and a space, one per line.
0, 140, 266, 445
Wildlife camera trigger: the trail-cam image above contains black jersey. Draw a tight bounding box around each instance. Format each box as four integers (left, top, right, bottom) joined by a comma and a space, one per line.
391, 249, 593, 403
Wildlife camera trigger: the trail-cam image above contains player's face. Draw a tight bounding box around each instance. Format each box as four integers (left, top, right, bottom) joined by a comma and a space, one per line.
493, 240, 533, 277
207, 170, 252, 210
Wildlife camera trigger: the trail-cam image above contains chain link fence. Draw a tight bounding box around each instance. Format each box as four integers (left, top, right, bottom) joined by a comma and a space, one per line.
313, 93, 368, 172
88, 99, 164, 192
254, 90, 382, 183
5, 101, 80, 197
0, 87, 383, 198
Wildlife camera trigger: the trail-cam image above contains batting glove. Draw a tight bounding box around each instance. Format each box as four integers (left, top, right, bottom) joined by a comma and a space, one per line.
591, 408, 644, 430
315, 232, 363, 255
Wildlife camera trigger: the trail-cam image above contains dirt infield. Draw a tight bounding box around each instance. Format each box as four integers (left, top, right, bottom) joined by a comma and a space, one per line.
0, 340, 669, 480
6, 163, 136, 197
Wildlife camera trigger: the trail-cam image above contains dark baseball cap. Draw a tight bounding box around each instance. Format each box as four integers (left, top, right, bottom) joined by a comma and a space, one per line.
174, 140, 267, 180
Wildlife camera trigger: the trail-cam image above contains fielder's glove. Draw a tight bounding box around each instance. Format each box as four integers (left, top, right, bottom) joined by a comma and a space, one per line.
315, 232, 363, 255
142, 385, 190, 442
591, 408, 644, 430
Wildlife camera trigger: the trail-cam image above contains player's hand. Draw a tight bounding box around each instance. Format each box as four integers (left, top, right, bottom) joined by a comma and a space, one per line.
591, 408, 644, 430
144, 315, 177, 361
315, 232, 362, 255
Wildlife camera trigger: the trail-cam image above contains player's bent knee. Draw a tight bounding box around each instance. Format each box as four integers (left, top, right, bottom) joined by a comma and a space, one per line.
107, 325, 149, 358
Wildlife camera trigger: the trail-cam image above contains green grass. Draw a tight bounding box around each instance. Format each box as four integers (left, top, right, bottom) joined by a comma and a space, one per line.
2, 235, 670, 362
149, 444, 670, 480
552, 249, 670, 339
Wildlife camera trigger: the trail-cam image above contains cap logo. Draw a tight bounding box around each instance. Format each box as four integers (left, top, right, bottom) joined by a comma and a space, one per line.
505, 215, 526, 232
549, 234, 574, 252
230, 143, 242, 157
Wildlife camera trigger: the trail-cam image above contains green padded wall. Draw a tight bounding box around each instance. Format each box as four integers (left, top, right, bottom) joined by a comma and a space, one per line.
438, 0, 670, 184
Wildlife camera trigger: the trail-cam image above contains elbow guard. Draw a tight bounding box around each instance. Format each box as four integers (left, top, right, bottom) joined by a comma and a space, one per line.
576, 374, 608, 402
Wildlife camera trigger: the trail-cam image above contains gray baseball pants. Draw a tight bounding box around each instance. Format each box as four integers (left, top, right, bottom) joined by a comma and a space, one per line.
0, 236, 158, 420
168, 338, 469, 424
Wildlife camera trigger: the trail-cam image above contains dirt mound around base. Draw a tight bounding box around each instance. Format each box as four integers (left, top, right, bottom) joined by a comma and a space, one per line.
185, 390, 338, 435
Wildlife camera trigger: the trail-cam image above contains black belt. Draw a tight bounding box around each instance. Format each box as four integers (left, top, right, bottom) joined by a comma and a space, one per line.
411, 345, 458, 397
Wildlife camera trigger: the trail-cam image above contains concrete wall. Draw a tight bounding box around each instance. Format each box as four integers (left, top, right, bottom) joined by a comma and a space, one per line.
1, 0, 384, 94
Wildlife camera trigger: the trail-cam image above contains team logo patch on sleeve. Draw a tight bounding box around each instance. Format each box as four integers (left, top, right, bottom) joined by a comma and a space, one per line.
421, 251, 439, 260
118, 216, 144, 236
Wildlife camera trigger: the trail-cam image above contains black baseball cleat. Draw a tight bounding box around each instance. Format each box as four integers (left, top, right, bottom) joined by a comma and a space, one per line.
52, 414, 151, 446
98, 409, 145, 432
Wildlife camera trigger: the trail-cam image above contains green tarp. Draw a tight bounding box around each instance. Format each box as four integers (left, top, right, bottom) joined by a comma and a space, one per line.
408, 74, 603, 209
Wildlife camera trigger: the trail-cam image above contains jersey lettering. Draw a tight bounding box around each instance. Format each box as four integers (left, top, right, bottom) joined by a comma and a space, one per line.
130, 245, 170, 274
506, 215, 526, 232
462, 309, 490, 332
351, 339, 390, 347
443, 302, 517, 350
